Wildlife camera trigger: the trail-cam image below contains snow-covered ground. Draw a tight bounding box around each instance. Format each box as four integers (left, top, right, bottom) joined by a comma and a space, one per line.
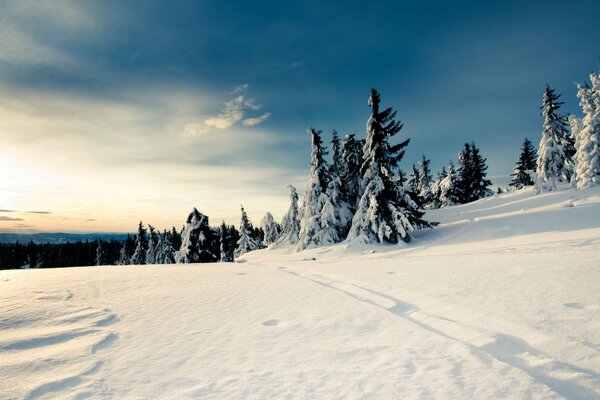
1, 186, 600, 399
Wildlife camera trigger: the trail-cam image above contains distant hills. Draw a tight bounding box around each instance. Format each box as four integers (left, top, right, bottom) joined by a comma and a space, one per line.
0, 232, 131, 244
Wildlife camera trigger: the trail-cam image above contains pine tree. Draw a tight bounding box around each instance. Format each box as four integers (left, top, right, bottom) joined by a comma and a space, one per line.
470, 143, 493, 199
510, 137, 537, 189
536, 86, 575, 191
408, 164, 420, 194
329, 130, 344, 179
457, 142, 492, 202
261, 212, 279, 246
130, 221, 147, 265
117, 242, 129, 265
320, 174, 353, 242
341, 134, 363, 209
234, 206, 260, 258
175, 208, 216, 263
145, 225, 157, 265
297, 128, 332, 251
95, 240, 105, 266
573, 71, 600, 189
156, 230, 175, 264
348, 89, 431, 244
439, 161, 461, 207
429, 166, 447, 209
276, 186, 301, 246
417, 155, 433, 206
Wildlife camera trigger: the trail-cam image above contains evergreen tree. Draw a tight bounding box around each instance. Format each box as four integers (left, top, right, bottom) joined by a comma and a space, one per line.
95, 240, 105, 266
470, 143, 493, 199
438, 161, 461, 207
156, 230, 175, 264
297, 128, 331, 251
234, 206, 260, 258
417, 155, 433, 206
261, 212, 279, 246
408, 164, 420, 194
276, 185, 301, 246
348, 89, 431, 244
573, 71, 600, 189
457, 142, 492, 202
117, 242, 129, 265
329, 130, 344, 179
320, 174, 353, 242
145, 225, 157, 265
130, 221, 147, 265
510, 137, 537, 189
341, 134, 364, 209
175, 208, 216, 263
429, 166, 447, 209
536, 86, 575, 191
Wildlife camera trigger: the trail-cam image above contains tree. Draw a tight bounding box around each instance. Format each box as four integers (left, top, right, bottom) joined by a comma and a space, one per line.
275, 185, 301, 245
417, 155, 433, 206
573, 71, 600, 189
234, 206, 260, 258
130, 221, 147, 265
261, 212, 279, 246
536, 85, 575, 191
117, 242, 129, 265
457, 142, 492, 202
145, 225, 157, 265
156, 230, 175, 264
297, 128, 331, 251
175, 208, 216, 263
510, 137, 537, 189
438, 161, 461, 207
408, 164, 420, 194
95, 240, 105, 266
340, 134, 364, 209
348, 89, 432, 244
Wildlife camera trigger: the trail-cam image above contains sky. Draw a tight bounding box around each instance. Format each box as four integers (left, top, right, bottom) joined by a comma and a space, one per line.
0, 0, 599, 233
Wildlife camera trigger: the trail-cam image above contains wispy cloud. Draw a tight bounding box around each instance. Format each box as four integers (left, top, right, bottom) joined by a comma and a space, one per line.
183, 84, 270, 137
0, 209, 52, 214
0, 216, 24, 221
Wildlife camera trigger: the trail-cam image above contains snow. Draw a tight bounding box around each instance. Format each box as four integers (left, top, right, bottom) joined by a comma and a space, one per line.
1, 186, 600, 399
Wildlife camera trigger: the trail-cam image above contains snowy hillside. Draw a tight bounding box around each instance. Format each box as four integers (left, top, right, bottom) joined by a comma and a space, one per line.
1, 186, 600, 399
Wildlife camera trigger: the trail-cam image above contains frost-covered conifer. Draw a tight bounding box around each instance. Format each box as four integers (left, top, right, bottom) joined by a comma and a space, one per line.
130, 221, 147, 265
145, 225, 157, 265
320, 175, 353, 242
175, 208, 216, 263
95, 240, 105, 266
536, 86, 575, 191
408, 164, 420, 194
276, 185, 301, 246
439, 161, 460, 207
297, 128, 332, 251
510, 138, 537, 189
156, 230, 175, 264
417, 155, 433, 206
341, 134, 363, 209
348, 89, 431, 244
234, 206, 260, 258
117, 242, 129, 265
261, 212, 279, 246
457, 143, 492, 202
573, 72, 600, 189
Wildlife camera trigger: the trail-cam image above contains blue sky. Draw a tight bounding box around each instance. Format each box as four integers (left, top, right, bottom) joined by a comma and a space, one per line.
0, 0, 598, 232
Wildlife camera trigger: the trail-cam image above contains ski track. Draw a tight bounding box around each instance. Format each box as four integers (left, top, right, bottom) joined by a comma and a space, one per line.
0, 287, 119, 400
279, 266, 600, 400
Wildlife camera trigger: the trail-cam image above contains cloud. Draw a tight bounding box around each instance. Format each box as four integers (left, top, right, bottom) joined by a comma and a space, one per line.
0, 209, 16, 212
242, 112, 271, 127
0, 209, 51, 214
85, 218, 97, 221
184, 84, 270, 136
0, 216, 24, 221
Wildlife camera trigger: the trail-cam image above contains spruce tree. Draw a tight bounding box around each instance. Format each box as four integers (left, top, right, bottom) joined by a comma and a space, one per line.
130, 221, 147, 265
95, 240, 105, 266
261, 212, 279, 246
156, 230, 175, 264
117, 242, 129, 265
234, 206, 260, 258
341, 134, 363, 209
510, 138, 537, 189
536, 86, 575, 191
175, 208, 216, 263
297, 128, 331, 251
145, 225, 157, 265
439, 161, 460, 207
470, 143, 493, 199
417, 155, 433, 206
275, 185, 301, 246
573, 72, 600, 189
348, 89, 431, 244
408, 164, 420, 194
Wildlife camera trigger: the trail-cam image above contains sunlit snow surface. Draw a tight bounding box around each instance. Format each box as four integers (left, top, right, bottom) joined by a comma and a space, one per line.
1, 186, 600, 399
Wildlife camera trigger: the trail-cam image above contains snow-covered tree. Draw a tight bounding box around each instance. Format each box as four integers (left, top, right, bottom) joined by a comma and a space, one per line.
408, 164, 420, 194
95, 240, 105, 266
234, 206, 260, 258
130, 221, 147, 265
261, 212, 279, 246
156, 230, 175, 264
276, 185, 301, 246
457, 142, 492, 202
175, 208, 216, 263
417, 155, 433, 206
348, 89, 432, 244
145, 225, 157, 265
341, 134, 363, 209
573, 72, 600, 189
117, 242, 129, 265
536, 86, 575, 191
320, 174, 353, 242
297, 128, 332, 251
510, 137, 537, 189
438, 161, 461, 207
329, 130, 344, 179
